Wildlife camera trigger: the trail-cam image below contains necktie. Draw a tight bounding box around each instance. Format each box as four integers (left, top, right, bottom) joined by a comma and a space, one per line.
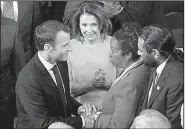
147, 71, 158, 106
3, 1, 15, 21
52, 65, 67, 108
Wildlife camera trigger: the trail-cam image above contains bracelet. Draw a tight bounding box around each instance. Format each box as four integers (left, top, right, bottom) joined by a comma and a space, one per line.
93, 111, 103, 128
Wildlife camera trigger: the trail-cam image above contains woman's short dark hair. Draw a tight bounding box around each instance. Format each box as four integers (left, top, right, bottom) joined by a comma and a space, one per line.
113, 21, 141, 61
71, 1, 112, 41
34, 20, 70, 51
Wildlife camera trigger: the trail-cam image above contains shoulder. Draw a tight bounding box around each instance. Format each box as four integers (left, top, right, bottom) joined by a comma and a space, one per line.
128, 64, 151, 85
167, 60, 183, 83
103, 35, 112, 44
17, 59, 36, 83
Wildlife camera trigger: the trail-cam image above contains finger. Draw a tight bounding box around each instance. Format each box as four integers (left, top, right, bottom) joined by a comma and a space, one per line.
87, 103, 93, 116
92, 105, 97, 112
98, 1, 111, 5
114, 4, 122, 11
78, 106, 85, 115
114, 1, 122, 7
112, 6, 124, 16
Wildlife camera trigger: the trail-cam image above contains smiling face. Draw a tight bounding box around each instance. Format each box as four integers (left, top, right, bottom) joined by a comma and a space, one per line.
50, 31, 71, 61
79, 13, 100, 42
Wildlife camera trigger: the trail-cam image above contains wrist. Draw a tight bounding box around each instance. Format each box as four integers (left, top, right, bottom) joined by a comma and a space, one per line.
93, 111, 103, 128
80, 115, 86, 127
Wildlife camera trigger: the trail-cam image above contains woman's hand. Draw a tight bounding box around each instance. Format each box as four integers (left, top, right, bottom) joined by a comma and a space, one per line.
92, 69, 106, 88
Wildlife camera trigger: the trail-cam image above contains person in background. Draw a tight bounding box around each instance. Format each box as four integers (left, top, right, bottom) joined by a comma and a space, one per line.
83, 21, 150, 128
63, 1, 169, 34
130, 109, 171, 129
0, 16, 26, 129
48, 122, 74, 129
1, 1, 44, 62
180, 103, 184, 128
137, 25, 184, 129
67, 1, 116, 109
15, 20, 95, 129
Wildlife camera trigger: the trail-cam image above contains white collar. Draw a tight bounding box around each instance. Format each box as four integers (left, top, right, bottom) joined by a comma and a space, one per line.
156, 55, 171, 77
38, 52, 55, 71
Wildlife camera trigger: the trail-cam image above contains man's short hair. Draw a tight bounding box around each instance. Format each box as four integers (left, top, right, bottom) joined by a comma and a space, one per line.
34, 20, 70, 51
131, 109, 171, 129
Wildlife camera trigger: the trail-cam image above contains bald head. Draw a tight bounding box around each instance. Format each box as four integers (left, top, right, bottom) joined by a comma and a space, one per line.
131, 109, 171, 129
48, 122, 74, 129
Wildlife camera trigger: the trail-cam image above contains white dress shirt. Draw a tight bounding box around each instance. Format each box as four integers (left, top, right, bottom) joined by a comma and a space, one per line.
1, 1, 18, 22
38, 52, 57, 85
38, 52, 85, 127
148, 55, 171, 103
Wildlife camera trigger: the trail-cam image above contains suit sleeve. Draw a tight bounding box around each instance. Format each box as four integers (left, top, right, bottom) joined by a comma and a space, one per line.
11, 26, 26, 85
166, 81, 184, 128
69, 96, 82, 116
17, 80, 82, 129
115, 1, 152, 25
97, 82, 139, 128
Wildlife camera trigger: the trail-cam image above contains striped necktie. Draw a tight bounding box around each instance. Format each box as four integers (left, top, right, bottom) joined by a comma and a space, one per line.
147, 71, 158, 106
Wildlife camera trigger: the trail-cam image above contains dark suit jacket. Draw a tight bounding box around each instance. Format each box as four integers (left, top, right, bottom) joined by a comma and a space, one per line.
17, 1, 43, 61
1, 17, 26, 99
97, 61, 150, 128
142, 55, 184, 129
16, 53, 82, 129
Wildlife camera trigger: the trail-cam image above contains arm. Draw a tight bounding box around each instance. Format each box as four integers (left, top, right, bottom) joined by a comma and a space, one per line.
17, 80, 82, 129
67, 60, 96, 97
97, 82, 139, 128
11, 26, 26, 86
115, 1, 153, 25
167, 82, 184, 128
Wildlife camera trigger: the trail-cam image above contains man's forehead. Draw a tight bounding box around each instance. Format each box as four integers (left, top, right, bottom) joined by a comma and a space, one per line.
138, 37, 145, 48
56, 31, 70, 45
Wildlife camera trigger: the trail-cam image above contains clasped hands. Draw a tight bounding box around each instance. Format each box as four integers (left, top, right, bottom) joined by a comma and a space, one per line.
78, 102, 102, 128
92, 69, 112, 90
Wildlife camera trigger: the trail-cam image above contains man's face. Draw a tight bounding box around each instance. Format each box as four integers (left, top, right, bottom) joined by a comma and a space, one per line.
137, 37, 157, 67
50, 31, 71, 61
79, 13, 100, 42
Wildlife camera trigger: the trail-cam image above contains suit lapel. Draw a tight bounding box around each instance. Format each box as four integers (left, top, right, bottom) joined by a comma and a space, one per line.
142, 68, 155, 108
147, 56, 175, 108
33, 53, 56, 89
56, 62, 68, 115
34, 53, 68, 116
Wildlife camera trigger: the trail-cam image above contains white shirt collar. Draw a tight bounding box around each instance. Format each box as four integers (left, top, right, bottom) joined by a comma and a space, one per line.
156, 55, 171, 77
38, 52, 55, 71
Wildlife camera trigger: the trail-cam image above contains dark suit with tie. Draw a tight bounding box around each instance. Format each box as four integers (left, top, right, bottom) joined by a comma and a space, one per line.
15, 1, 43, 62
142, 55, 184, 129
0, 17, 26, 129
16, 53, 82, 129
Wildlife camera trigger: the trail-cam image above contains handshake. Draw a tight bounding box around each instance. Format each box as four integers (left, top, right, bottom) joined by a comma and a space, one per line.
78, 102, 103, 128
92, 69, 113, 90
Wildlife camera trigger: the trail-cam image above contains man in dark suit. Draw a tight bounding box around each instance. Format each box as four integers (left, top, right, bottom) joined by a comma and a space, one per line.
1, 1, 44, 62
0, 16, 26, 129
137, 25, 184, 129
15, 20, 95, 129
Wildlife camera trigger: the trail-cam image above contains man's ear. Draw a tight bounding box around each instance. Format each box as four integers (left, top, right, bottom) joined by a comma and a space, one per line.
44, 44, 52, 52
152, 49, 160, 59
